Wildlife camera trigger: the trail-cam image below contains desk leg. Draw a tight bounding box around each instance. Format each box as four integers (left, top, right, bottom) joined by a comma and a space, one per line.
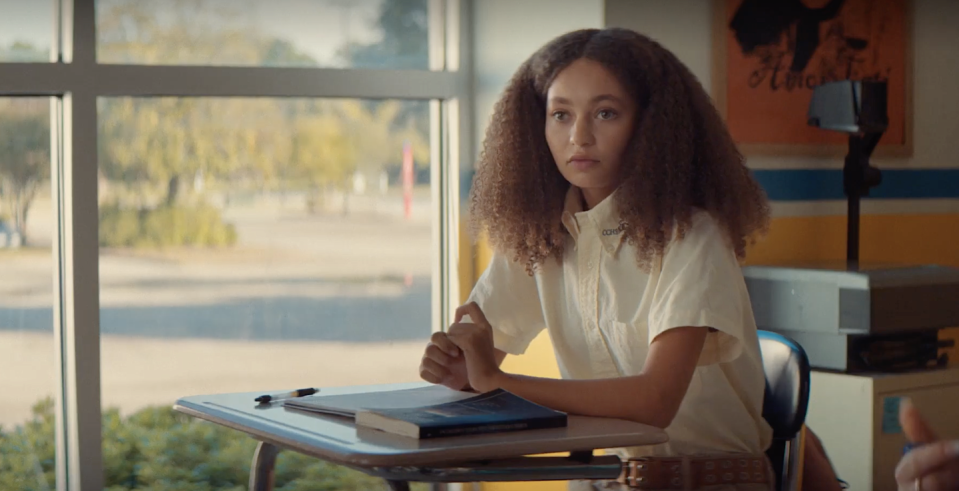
249, 441, 281, 491
385, 480, 410, 491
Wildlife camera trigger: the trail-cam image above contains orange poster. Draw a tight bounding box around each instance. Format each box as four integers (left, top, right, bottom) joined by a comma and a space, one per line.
718, 0, 909, 153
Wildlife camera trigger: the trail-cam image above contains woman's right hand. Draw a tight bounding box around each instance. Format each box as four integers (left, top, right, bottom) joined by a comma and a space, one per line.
895, 398, 959, 490
419, 331, 470, 391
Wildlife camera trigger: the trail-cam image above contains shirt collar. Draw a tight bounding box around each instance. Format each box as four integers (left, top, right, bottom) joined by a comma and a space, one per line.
560, 186, 627, 255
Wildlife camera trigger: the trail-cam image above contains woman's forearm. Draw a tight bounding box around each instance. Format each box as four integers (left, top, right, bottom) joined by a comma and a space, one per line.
486, 327, 707, 427
493, 371, 676, 428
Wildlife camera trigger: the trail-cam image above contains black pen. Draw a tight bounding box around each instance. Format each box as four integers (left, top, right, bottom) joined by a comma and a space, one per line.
255, 387, 320, 403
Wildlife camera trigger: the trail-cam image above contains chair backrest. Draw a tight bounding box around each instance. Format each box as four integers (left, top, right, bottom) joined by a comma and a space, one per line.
758, 330, 811, 491
758, 330, 811, 439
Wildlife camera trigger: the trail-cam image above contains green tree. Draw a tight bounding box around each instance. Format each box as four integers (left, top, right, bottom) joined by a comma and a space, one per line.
339, 0, 431, 144
99, 96, 293, 206
93, 0, 433, 237
98, 0, 318, 67
99, 0, 258, 65
0, 100, 50, 245
340, 0, 429, 70
261, 38, 318, 67
97, 0, 312, 207
290, 114, 357, 213
338, 100, 428, 175
99, 98, 210, 205
0, 40, 49, 62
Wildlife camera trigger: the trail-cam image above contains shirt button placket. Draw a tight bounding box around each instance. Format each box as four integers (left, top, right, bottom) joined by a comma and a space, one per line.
588, 237, 601, 329
580, 229, 603, 371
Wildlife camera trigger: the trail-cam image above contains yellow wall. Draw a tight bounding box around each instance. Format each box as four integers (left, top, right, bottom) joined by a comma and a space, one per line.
747, 213, 959, 267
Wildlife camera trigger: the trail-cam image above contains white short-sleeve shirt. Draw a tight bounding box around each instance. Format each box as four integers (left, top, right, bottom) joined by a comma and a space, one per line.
467, 186, 773, 457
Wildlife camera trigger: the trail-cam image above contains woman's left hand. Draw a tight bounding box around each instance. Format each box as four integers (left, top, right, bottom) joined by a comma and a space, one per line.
446, 302, 505, 393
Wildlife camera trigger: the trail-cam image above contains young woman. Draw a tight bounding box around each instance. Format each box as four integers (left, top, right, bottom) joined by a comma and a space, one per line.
421, 27, 772, 490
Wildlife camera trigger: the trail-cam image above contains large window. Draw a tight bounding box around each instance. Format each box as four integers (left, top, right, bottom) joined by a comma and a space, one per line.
0, 97, 55, 490
97, 98, 433, 486
0, 1, 469, 489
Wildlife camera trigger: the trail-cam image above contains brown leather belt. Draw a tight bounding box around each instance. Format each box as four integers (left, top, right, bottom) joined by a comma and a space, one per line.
617, 454, 771, 489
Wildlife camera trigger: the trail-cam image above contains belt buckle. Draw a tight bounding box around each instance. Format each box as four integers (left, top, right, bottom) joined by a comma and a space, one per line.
626, 457, 651, 488
625, 457, 684, 489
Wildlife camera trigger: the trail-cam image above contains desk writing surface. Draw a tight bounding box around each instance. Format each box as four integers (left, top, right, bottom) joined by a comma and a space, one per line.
174, 382, 668, 468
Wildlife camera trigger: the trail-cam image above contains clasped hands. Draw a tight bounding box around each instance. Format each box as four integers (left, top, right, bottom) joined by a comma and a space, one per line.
418, 302, 504, 393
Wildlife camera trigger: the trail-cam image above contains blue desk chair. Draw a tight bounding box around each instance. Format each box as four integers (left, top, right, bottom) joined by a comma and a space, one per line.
758, 330, 811, 491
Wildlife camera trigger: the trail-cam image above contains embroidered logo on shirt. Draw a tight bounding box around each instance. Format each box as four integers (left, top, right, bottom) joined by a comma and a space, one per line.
602, 223, 627, 236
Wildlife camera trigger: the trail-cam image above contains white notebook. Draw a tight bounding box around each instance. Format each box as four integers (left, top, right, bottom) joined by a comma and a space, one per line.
282, 385, 476, 418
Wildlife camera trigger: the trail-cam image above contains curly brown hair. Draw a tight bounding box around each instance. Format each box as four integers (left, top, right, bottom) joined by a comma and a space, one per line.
469, 28, 770, 274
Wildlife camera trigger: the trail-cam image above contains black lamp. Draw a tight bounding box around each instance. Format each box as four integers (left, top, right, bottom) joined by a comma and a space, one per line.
807, 80, 888, 264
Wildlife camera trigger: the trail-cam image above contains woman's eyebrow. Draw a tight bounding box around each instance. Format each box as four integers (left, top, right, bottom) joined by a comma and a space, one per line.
548, 94, 625, 105
590, 94, 625, 104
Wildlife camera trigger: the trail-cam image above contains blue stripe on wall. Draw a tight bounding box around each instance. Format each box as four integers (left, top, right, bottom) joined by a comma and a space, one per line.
752, 169, 959, 201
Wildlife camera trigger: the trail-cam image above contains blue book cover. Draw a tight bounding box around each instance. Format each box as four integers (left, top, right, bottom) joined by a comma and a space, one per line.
354, 389, 568, 439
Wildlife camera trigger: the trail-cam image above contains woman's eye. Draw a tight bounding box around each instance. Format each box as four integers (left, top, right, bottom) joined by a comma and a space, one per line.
552, 111, 568, 121
597, 109, 616, 120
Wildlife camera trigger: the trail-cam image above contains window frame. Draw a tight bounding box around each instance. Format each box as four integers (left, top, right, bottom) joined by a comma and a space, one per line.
0, 1, 474, 489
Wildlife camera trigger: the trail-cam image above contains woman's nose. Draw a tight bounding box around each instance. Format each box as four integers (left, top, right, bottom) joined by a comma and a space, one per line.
570, 119, 595, 147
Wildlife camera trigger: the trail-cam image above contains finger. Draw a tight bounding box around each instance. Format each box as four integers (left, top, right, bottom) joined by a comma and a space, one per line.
914, 461, 959, 491
422, 357, 451, 378
454, 304, 473, 323
430, 332, 460, 357
419, 357, 450, 383
448, 324, 486, 355
420, 370, 443, 384
419, 368, 442, 384
901, 398, 939, 444
446, 324, 470, 350
895, 440, 959, 484
457, 302, 490, 327
447, 322, 483, 337
424, 343, 453, 366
